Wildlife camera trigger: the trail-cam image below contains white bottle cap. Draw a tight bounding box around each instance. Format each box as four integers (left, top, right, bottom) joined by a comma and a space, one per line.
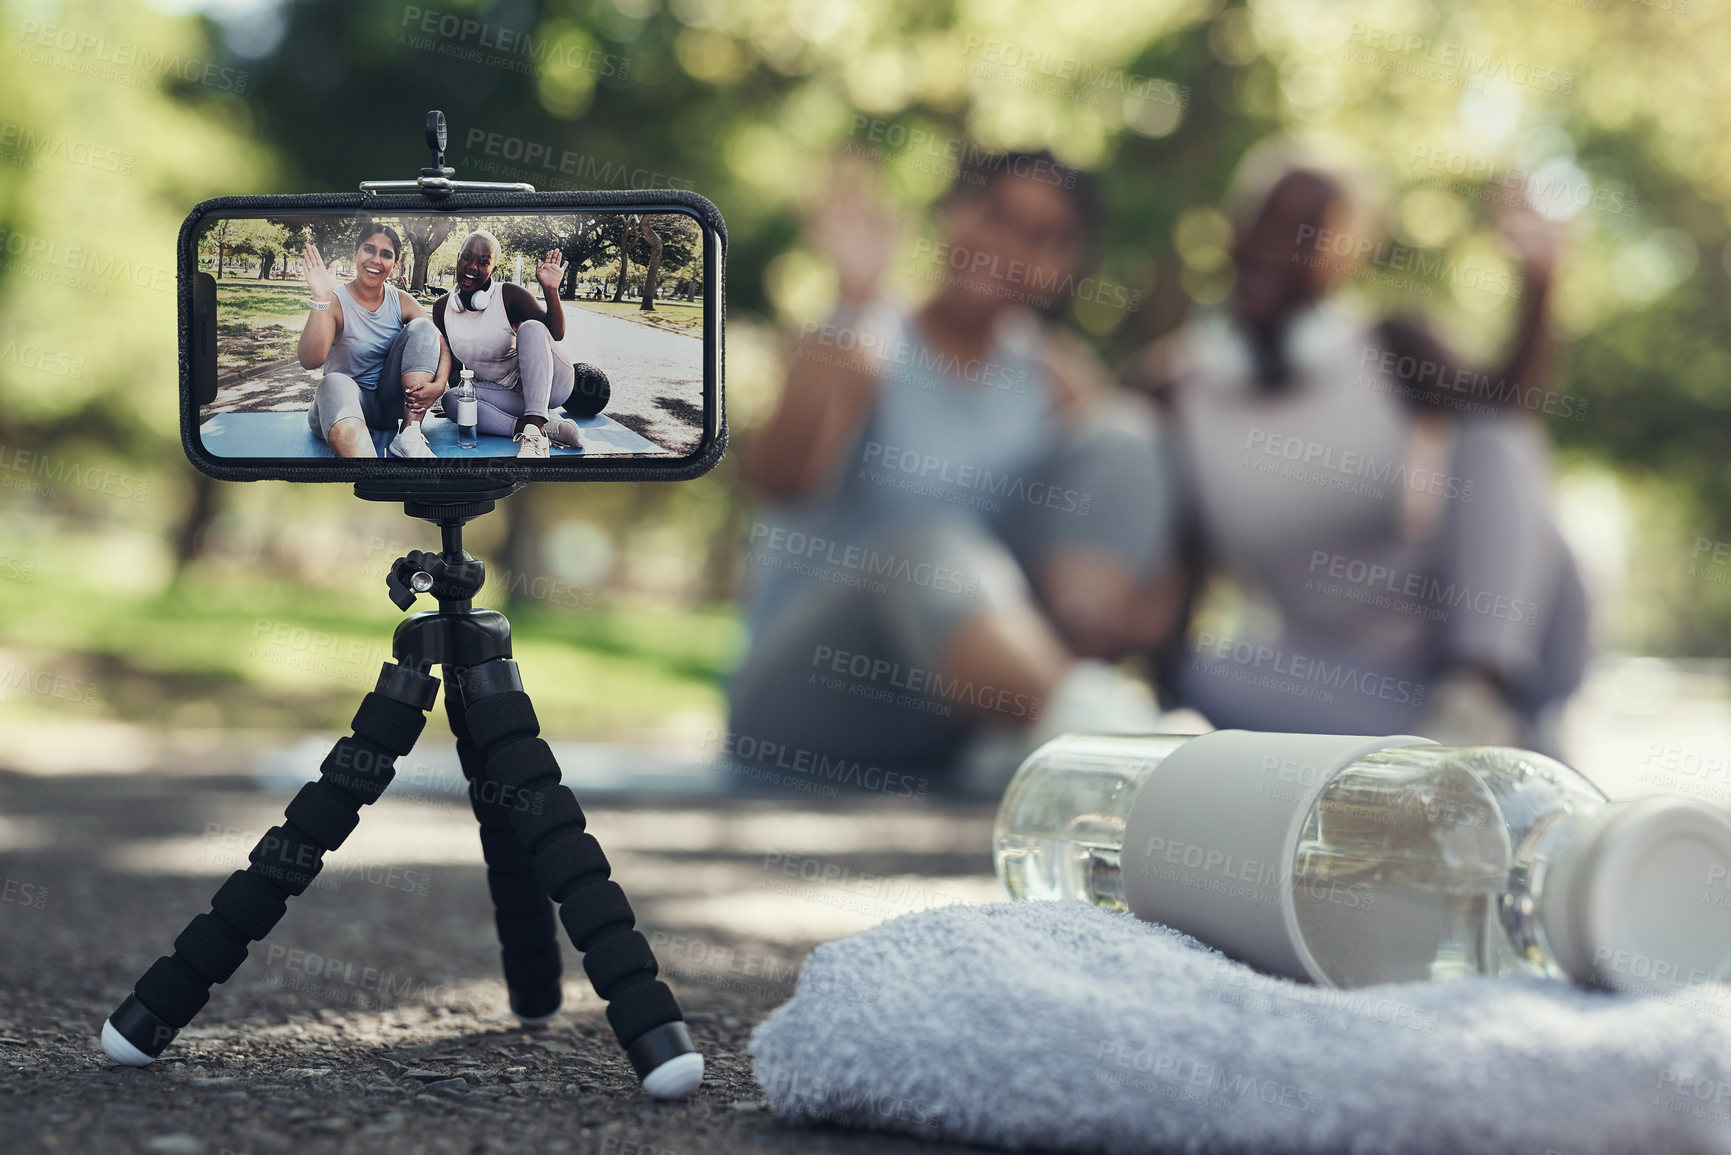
1541, 795, 1731, 993
1120, 729, 1432, 981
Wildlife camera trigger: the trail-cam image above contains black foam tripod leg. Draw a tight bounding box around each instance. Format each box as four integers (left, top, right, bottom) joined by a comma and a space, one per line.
443, 667, 564, 1024
454, 658, 703, 1099
99, 664, 438, 1066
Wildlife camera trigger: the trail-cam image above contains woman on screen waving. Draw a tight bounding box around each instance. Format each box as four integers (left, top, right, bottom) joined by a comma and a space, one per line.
298, 222, 451, 458
431, 230, 585, 460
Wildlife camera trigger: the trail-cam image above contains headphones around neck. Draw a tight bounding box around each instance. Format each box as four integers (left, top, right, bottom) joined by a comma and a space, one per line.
450, 279, 494, 313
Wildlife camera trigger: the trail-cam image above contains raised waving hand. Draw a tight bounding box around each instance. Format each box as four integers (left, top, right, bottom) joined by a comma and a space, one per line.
303, 242, 336, 302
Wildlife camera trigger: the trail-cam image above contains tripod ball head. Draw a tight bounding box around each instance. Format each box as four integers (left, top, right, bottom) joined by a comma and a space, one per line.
388, 549, 484, 609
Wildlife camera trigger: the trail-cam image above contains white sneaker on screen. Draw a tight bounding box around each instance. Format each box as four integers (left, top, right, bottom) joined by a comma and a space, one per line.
515, 423, 551, 459
389, 423, 437, 458
544, 416, 583, 450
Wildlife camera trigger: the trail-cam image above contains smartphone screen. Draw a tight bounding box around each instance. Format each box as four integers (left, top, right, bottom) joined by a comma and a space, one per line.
188, 206, 718, 468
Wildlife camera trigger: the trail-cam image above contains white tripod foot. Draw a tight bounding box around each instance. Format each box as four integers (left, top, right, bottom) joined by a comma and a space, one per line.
641, 1051, 704, 1099
512, 1006, 561, 1027
101, 1019, 154, 1067
509, 987, 563, 1027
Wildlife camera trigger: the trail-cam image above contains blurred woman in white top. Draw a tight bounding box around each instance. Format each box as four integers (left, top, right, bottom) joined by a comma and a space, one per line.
1135, 156, 1587, 751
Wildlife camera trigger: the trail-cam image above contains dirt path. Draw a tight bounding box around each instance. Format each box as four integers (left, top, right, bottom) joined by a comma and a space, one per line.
0, 765, 1020, 1155
202, 358, 320, 416
561, 304, 706, 455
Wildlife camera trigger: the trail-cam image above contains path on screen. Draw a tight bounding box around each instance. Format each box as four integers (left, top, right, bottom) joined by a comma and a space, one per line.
204, 302, 705, 455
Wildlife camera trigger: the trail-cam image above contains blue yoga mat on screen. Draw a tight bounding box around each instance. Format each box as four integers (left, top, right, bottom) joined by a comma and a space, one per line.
198, 410, 663, 458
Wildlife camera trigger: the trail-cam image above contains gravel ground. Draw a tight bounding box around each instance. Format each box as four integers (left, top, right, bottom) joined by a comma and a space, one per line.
0, 763, 1013, 1155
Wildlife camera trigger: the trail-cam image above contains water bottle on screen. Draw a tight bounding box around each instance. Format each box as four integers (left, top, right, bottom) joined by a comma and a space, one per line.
993, 730, 1731, 993
455, 368, 479, 449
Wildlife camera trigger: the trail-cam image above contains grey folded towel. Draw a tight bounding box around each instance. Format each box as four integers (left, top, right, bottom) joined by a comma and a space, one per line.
749, 901, 1731, 1154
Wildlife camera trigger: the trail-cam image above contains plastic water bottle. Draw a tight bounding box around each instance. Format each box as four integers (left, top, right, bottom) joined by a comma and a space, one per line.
455, 369, 479, 449
993, 731, 1731, 993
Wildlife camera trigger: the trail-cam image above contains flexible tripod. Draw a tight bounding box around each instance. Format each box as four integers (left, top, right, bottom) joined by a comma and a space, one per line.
99, 482, 704, 1098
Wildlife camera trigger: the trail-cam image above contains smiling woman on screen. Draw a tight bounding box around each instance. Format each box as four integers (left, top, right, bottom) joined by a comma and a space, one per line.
298, 222, 452, 459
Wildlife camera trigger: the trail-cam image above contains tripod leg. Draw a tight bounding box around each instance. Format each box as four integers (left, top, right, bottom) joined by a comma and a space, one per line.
443, 668, 564, 1025
453, 658, 704, 1100
99, 665, 438, 1066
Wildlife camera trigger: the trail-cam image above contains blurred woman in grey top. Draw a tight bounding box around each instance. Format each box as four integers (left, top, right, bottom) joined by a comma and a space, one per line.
1135, 158, 1587, 749
729, 151, 1179, 790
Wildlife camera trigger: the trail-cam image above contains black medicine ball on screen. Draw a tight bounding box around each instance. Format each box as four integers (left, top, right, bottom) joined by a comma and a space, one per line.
563, 363, 612, 419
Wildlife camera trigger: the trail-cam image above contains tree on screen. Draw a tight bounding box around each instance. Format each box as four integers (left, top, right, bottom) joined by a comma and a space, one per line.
400, 217, 455, 293
260, 217, 308, 279
638, 216, 663, 310
494, 215, 610, 298
201, 219, 290, 279
636, 214, 699, 310
610, 214, 633, 302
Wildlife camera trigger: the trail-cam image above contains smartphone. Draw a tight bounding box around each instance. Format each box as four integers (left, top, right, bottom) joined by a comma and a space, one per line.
181, 191, 724, 483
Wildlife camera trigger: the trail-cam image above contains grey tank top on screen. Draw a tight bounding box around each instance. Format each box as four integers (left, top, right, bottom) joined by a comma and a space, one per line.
743, 304, 1057, 635
323, 282, 404, 390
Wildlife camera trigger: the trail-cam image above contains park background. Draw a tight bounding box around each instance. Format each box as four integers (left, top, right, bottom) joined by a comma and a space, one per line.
5, 7, 1731, 1147
3, 0, 1731, 785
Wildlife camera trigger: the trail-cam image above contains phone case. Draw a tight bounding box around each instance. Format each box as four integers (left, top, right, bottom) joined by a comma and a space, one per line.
179, 188, 726, 484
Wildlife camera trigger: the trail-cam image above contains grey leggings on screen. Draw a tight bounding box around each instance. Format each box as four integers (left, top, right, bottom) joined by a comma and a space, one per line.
728, 404, 1173, 771
472, 320, 576, 435
307, 315, 441, 437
